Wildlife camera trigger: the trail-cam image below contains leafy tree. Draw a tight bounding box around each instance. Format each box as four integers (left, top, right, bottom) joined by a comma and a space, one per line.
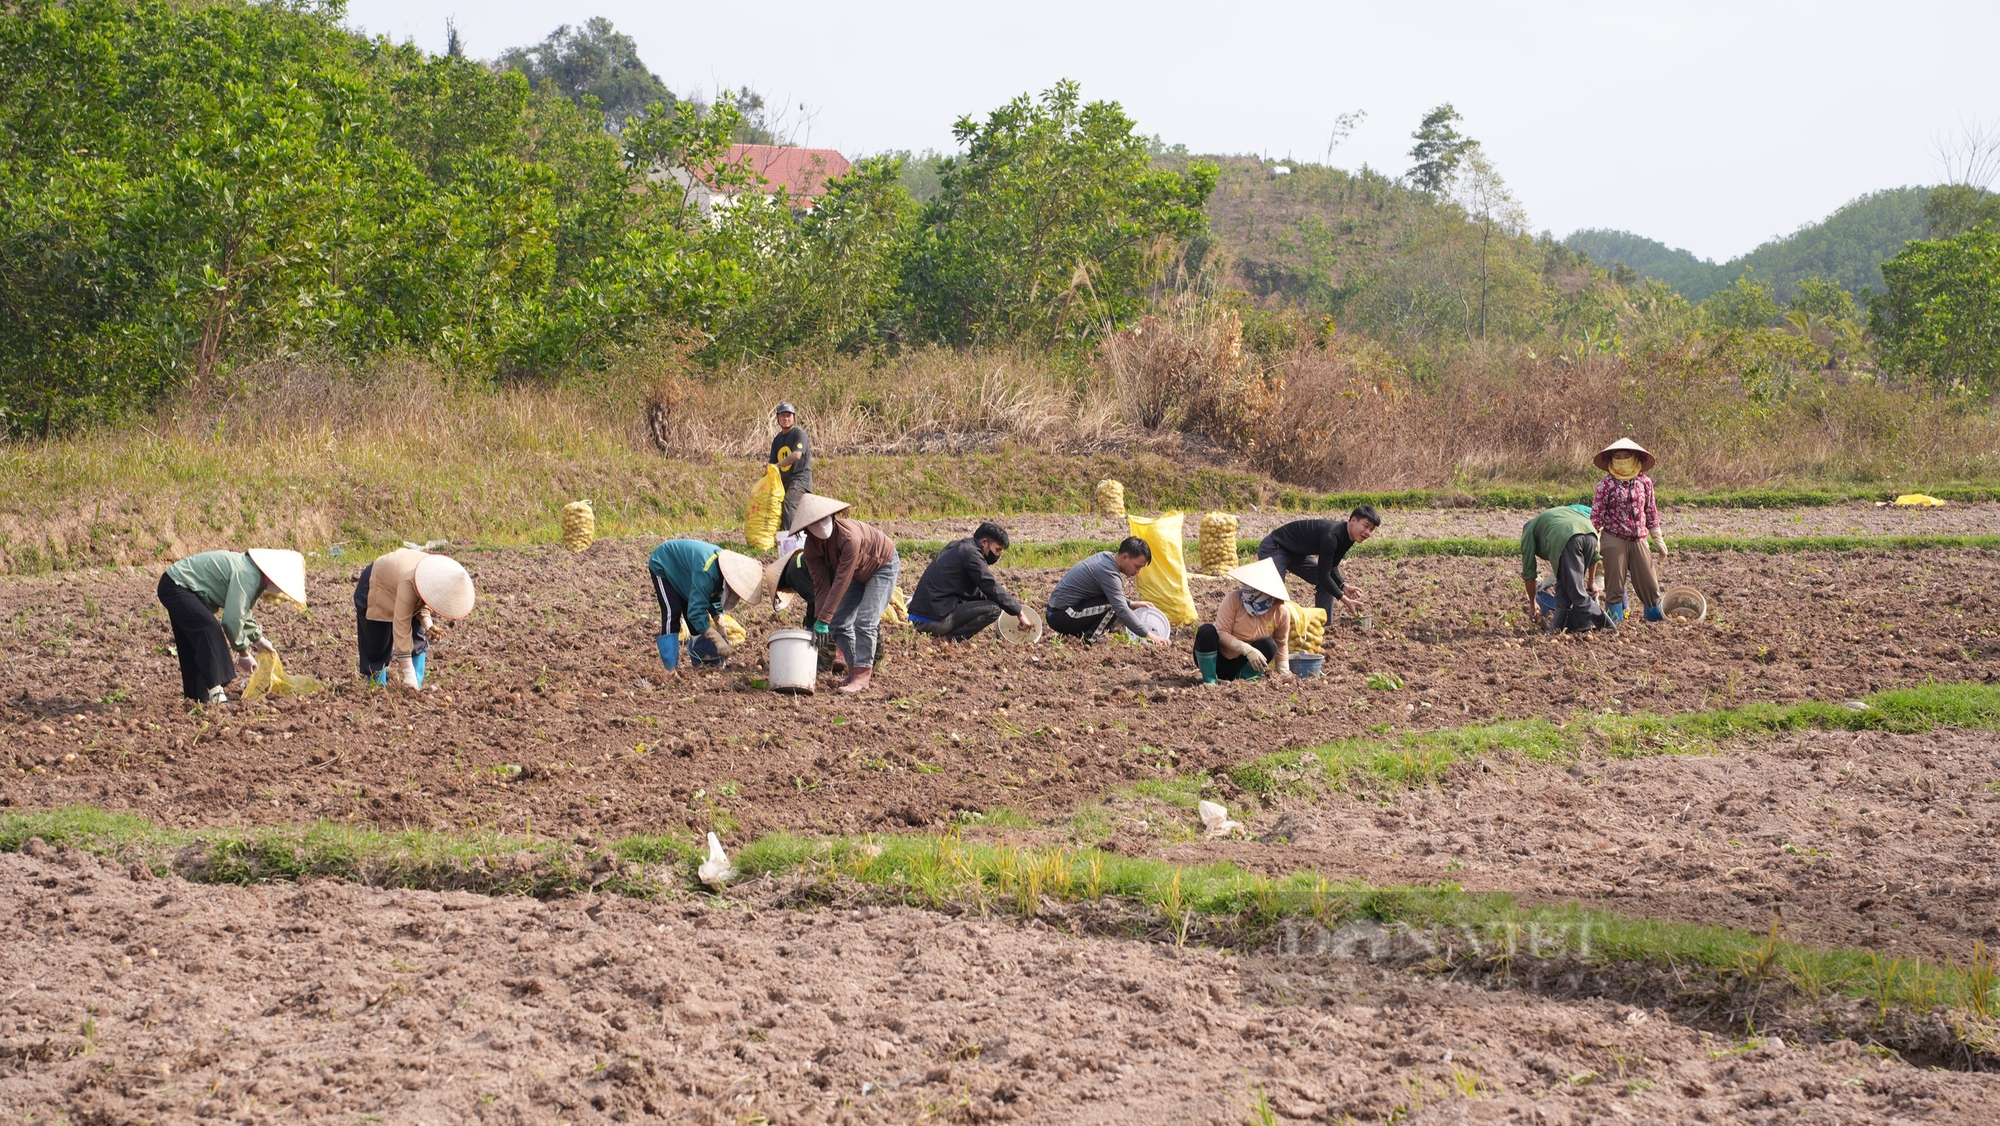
1924, 185, 2000, 239
901, 81, 1216, 347
1872, 228, 2000, 395
1406, 104, 1477, 193
1700, 276, 1780, 332
494, 18, 673, 131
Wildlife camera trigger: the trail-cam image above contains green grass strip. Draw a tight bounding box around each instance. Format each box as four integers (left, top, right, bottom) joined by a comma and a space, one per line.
883, 533, 2000, 570
5, 804, 1997, 1031
1225, 682, 2000, 798
1277, 484, 2000, 512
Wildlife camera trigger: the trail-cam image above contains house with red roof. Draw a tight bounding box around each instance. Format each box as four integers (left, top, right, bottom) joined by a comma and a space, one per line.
652, 144, 852, 216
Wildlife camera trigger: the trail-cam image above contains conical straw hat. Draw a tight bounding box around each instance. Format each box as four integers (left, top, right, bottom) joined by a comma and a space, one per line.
1225, 558, 1292, 603
714, 549, 766, 603
413, 554, 476, 619
787, 494, 851, 533
246, 549, 307, 606
1593, 437, 1655, 473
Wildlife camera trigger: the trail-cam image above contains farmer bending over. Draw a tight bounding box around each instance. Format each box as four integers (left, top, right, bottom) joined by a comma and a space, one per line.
795, 495, 900, 695
1046, 536, 1165, 644
1521, 505, 1612, 634
156, 548, 306, 705
647, 539, 764, 671
908, 523, 1027, 641
1256, 505, 1380, 620
355, 548, 476, 690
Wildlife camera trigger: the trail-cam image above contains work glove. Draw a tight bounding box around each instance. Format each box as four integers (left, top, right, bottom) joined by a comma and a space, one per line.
812, 620, 830, 636
233, 651, 257, 677
393, 656, 421, 691
702, 623, 733, 658
1241, 647, 1269, 674
251, 637, 277, 654
1273, 647, 1293, 677
1652, 532, 1669, 558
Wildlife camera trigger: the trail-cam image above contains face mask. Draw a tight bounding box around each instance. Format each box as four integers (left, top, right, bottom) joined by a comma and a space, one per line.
982, 547, 1002, 565
808, 516, 834, 540
1609, 454, 1640, 480
1240, 589, 1274, 616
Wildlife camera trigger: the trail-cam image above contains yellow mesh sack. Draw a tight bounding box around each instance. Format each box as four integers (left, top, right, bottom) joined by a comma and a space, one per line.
243, 650, 324, 699
1197, 512, 1239, 575
560, 500, 595, 552
1128, 513, 1198, 627
745, 464, 786, 552
1285, 603, 1328, 655
880, 585, 909, 623
1095, 479, 1125, 519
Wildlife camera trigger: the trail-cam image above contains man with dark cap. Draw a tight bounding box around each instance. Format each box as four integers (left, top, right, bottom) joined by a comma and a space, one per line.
908, 523, 1025, 641
769, 402, 812, 533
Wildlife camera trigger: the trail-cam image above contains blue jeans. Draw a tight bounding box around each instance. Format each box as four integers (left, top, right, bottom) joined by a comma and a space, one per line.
832, 555, 900, 669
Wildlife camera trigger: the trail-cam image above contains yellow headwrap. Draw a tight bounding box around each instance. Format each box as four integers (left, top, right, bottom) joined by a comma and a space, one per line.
1608, 454, 1641, 480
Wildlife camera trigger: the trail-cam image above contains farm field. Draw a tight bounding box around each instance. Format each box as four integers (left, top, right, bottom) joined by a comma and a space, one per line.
3, 517, 1999, 1121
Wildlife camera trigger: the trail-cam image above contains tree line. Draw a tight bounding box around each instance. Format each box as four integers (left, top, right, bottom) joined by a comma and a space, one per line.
1, 1, 1993, 437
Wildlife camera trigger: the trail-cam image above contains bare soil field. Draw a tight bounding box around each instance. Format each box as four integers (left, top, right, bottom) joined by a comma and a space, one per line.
1151, 727, 2000, 965
3, 542, 1994, 850
853, 501, 2000, 546
6, 847, 1999, 1125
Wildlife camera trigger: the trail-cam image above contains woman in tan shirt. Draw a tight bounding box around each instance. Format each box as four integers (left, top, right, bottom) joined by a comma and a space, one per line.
1194, 558, 1292, 685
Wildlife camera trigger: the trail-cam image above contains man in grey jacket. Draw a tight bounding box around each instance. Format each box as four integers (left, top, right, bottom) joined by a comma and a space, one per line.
1046, 537, 1166, 644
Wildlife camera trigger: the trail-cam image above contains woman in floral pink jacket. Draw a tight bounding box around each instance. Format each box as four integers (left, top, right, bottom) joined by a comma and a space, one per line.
1590, 438, 1667, 622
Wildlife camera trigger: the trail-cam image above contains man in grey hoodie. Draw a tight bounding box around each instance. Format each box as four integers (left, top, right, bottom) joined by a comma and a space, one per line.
1046, 537, 1166, 644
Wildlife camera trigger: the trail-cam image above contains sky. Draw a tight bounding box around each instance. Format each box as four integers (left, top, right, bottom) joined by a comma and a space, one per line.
344, 0, 1999, 264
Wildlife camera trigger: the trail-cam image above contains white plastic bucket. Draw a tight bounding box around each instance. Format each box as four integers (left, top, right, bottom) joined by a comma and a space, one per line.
768, 629, 818, 693
1123, 605, 1171, 641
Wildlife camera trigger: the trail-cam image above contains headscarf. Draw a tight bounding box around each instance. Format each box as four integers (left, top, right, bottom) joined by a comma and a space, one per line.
1240, 589, 1274, 616
1608, 453, 1641, 481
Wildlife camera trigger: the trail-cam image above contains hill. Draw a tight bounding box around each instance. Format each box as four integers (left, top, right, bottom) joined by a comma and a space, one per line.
1567, 187, 1933, 302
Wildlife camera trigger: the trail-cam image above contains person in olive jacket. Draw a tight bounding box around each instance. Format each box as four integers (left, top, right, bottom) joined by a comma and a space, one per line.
907, 523, 1024, 641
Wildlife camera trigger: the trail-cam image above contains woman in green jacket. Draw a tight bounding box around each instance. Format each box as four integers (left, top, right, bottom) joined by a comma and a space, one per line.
155, 548, 307, 704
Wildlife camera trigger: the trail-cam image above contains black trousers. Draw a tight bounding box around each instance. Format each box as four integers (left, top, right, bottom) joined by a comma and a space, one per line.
650, 571, 691, 636
1256, 539, 1337, 616
1193, 623, 1278, 681
158, 573, 234, 701
1047, 595, 1114, 641
353, 562, 428, 676
1555, 532, 1602, 631
912, 601, 1003, 641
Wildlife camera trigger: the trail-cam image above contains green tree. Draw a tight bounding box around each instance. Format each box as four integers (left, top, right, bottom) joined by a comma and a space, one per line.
1700, 276, 1780, 332
1406, 103, 1477, 194
1923, 185, 2000, 240
1872, 228, 2000, 395
901, 80, 1216, 346
493, 18, 674, 131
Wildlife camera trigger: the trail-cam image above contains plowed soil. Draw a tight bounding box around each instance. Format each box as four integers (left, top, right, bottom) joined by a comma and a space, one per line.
1155, 727, 2000, 965
851, 500, 2000, 546
7, 848, 2000, 1125
4, 543, 1994, 845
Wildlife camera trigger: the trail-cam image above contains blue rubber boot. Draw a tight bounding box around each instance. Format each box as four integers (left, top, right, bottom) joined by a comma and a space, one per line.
1643, 603, 1665, 623
369, 668, 387, 686
656, 633, 680, 670
1195, 650, 1219, 686
412, 652, 427, 687
688, 635, 724, 668
1608, 599, 1627, 623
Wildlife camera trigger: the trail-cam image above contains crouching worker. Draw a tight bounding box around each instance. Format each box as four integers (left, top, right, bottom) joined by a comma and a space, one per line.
765, 538, 817, 626
1047, 536, 1166, 645
1256, 506, 1379, 618
647, 539, 765, 671
1521, 505, 1613, 633
794, 495, 900, 695
1195, 558, 1293, 684
355, 549, 476, 689
908, 522, 1025, 641
156, 548, 307, 705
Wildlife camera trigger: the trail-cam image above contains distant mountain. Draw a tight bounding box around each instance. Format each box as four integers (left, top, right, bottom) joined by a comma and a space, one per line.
1566, 186, 1933, 303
